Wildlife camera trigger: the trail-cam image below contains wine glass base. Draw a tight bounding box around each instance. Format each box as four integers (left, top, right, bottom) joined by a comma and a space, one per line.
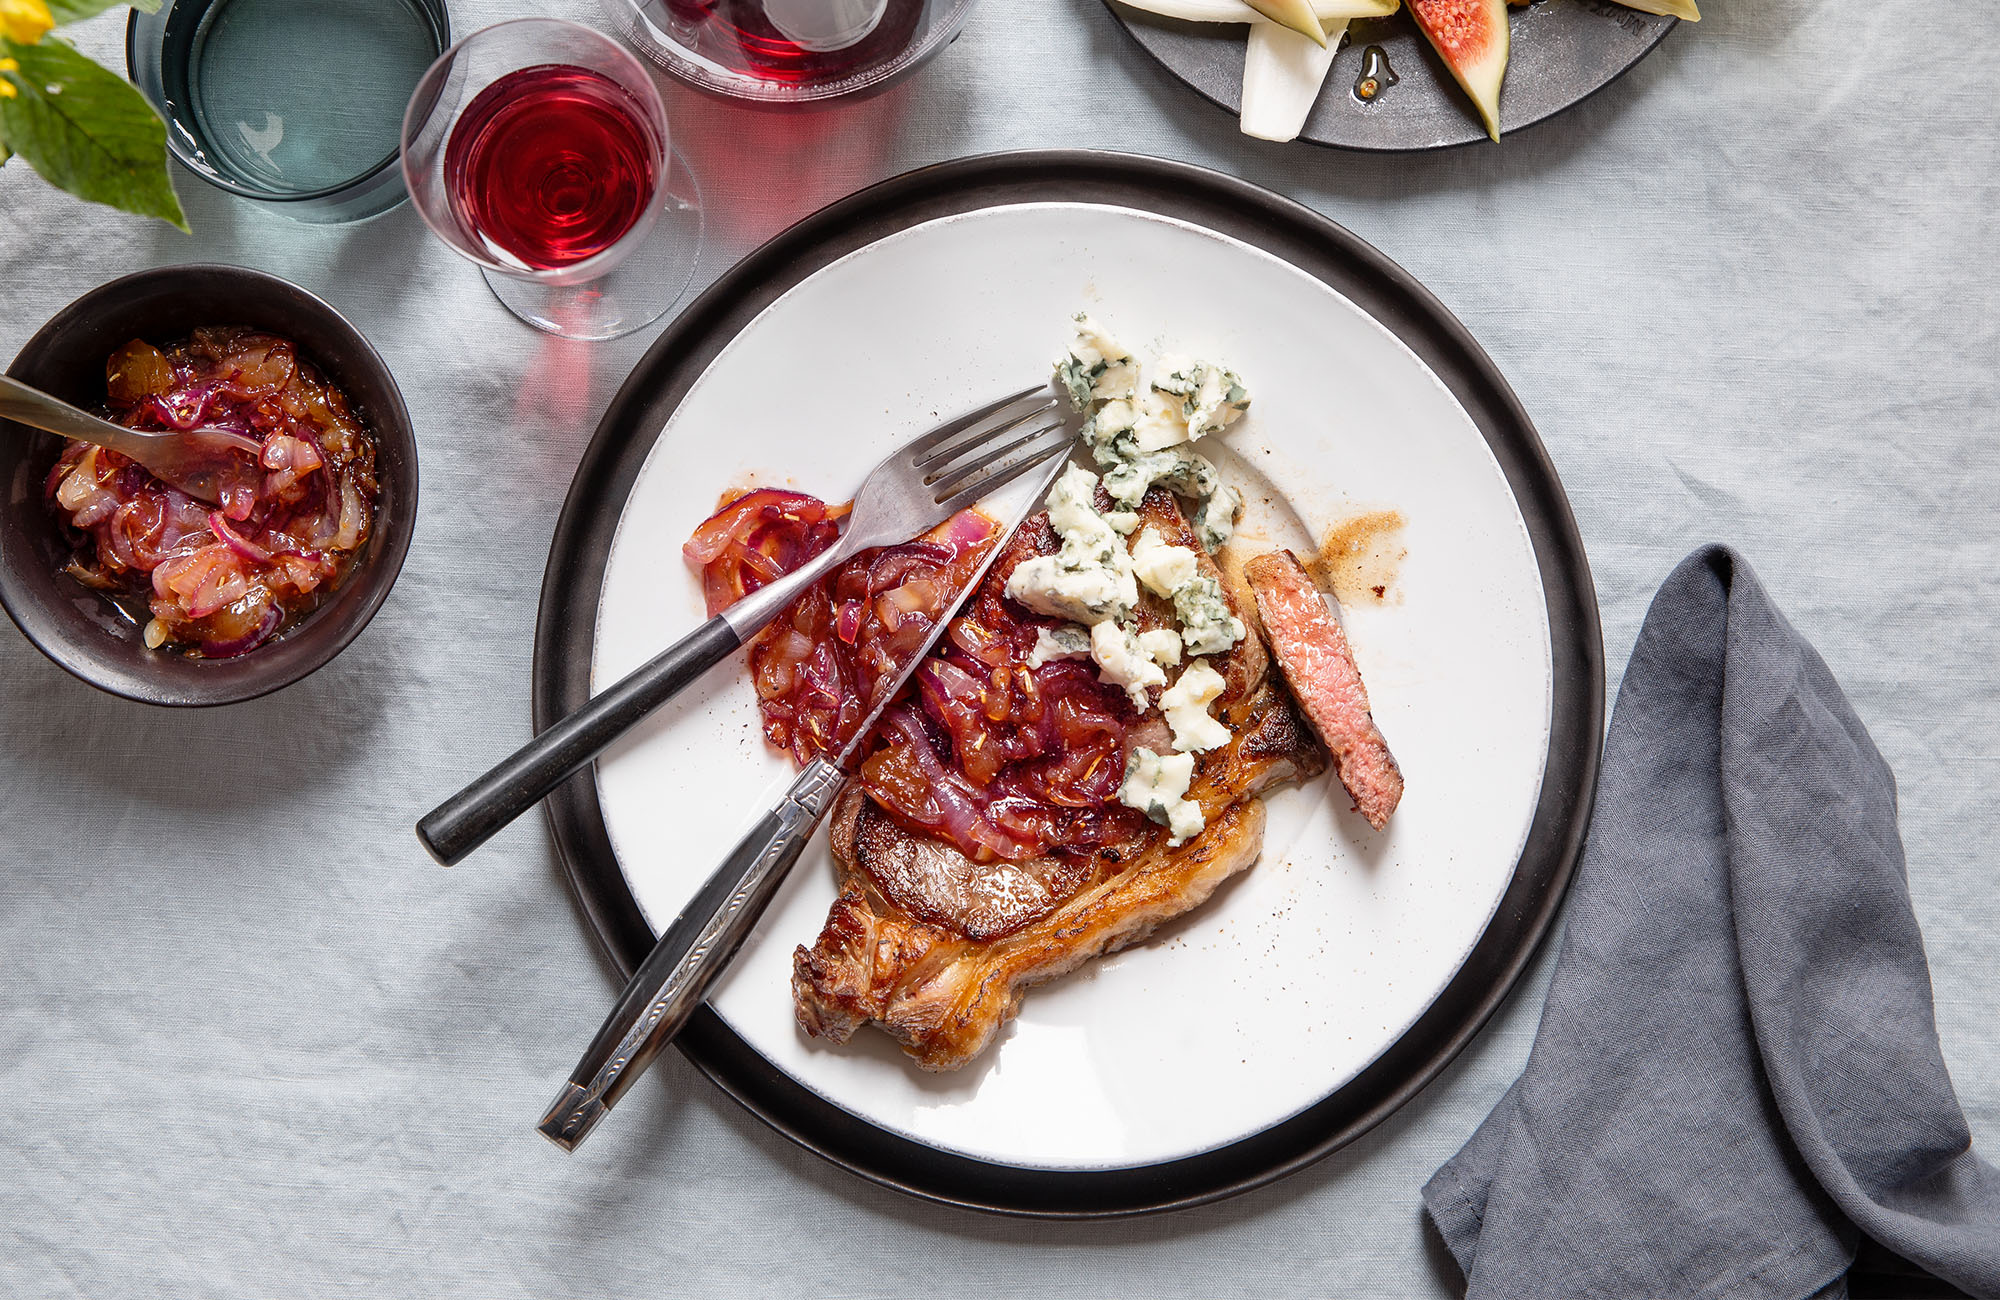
480, 150, 705, 342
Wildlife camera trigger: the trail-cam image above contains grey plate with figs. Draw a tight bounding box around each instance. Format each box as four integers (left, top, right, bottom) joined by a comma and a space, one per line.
1103, 0, 1678, 151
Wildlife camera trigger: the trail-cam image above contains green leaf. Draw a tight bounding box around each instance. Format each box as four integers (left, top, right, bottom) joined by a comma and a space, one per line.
0, 35, 186, 230
45, 0, 160, 24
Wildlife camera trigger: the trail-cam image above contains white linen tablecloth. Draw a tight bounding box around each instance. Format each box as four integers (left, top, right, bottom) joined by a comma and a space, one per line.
2, 2, 1993, 1295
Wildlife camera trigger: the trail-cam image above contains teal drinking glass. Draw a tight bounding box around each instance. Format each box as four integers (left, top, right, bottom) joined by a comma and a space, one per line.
127, 0, 450, 224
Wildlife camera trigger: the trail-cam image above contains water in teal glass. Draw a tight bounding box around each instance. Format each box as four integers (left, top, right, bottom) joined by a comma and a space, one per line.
184, 0, 439, 195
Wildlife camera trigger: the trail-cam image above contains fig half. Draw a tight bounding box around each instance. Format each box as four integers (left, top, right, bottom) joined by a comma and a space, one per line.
1406, 0, 1509, 141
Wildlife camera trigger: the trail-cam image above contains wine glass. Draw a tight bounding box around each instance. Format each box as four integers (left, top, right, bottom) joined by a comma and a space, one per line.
400, 18, 704, 341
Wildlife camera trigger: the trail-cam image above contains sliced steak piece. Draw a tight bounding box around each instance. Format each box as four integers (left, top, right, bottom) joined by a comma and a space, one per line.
1244, 548, 1403, 831
792, 490, 1327, 1071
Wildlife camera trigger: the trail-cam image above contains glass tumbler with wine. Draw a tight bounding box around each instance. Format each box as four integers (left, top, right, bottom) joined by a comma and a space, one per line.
401, 19, 703, 341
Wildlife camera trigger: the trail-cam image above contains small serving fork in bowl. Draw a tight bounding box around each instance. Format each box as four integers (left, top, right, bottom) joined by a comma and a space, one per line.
0, 375, 263, 507
417, 384, 1075, 867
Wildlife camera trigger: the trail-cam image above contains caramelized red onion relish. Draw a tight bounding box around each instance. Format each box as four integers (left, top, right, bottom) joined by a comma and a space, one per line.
45, 328, 379, 658
685, 490, 1148, 863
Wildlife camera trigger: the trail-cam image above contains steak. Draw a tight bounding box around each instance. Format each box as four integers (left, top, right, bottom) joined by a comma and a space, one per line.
792, 490, 1327, 1070
1244, 549, 1404, 831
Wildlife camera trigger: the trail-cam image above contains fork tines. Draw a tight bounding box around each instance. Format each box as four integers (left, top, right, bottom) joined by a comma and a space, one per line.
930, 425, 1073, 509
913, 389, 1072, 510
906, 386, 1049, 465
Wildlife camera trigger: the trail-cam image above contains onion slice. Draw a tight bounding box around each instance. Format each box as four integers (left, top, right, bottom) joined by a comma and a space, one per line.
209, 510, 273, 563
1115, 0, 1396, 22
1240, 18, 1349, 142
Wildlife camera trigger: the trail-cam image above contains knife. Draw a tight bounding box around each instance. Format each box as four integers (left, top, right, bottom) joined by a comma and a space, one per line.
536, 450, 1070, 1151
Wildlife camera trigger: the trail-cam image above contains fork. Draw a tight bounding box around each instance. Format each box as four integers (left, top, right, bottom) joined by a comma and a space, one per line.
0, 375, 264, 507
416, 384, 1073, 867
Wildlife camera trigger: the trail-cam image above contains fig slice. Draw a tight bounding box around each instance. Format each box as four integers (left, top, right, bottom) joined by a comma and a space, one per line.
1406, 0, 1509, 141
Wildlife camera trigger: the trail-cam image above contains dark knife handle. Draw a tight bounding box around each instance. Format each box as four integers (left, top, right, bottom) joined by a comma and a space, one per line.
536, 756, 849, 1151
416, 615, 743, 866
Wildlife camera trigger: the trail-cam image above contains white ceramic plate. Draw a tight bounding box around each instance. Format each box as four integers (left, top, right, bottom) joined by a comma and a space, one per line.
585, 201, 1553, 1171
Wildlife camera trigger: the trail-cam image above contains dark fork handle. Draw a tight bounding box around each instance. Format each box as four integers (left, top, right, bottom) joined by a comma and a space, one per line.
416, 616, 742, 866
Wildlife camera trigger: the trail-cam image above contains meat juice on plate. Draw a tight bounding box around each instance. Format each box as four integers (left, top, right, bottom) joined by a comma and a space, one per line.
442, 65, 658, 270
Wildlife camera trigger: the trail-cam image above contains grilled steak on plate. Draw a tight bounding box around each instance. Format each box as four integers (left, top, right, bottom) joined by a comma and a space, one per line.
793, 490, 1327, 1070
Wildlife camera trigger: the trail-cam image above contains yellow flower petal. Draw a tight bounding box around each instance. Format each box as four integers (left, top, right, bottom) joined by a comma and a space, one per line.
0, 0, 53, 45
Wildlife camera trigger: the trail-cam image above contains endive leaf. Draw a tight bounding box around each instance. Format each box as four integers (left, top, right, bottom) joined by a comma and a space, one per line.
1614, 0, 1697, 19
1118, 0, 1398, 23
1240, 18, 1346, 141
1243, 0, 1325, 44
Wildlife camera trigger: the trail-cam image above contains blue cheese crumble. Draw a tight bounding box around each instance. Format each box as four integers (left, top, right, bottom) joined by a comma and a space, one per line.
1131, 526, 1199, 598
1175, 572, 1246, 657
1026, 624, 1091, 668
1133, 389, 1193, 453
1137, 627, 1183, 667
1030, 619, 1180, 704
1130, 526, 1244, 659
1118, 746, 1203, 845
1101, 448, 1242, 553
1160, 660, 1230, 753
1091, 620, 1168, 708
1054, 319, 1248, 554
1056, 314, 1141, 408
1003, 464, 1140, 626
1154, 356, 1249, 440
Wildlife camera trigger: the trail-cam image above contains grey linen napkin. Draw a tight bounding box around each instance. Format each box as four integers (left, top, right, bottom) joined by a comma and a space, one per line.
1422, 546, 2000, 1300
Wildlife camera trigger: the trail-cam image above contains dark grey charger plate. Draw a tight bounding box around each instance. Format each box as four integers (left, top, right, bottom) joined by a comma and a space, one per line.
1104, 0, 1677, 150
533, 149, 1605, 1216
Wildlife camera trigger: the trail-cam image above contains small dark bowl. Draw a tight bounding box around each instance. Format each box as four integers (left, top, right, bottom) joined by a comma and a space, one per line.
0, 265, 417, 706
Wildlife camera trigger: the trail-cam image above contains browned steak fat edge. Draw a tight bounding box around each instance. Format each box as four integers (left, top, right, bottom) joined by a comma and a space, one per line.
790, 491, 1327, 1071
1244, 549, 1403, 831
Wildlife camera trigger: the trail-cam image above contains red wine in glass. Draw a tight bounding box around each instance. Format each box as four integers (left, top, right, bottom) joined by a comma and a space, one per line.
443, 64, 659, 270
654, 0, 927, 86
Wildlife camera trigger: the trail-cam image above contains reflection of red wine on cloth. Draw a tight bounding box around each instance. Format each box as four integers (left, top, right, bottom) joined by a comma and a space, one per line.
654, 0, 927, 85
444, 65, 657, 270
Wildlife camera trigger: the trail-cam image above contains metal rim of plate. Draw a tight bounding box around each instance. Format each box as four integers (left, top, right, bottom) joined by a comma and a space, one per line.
1101, 0, 1678, 152
532, 149, 1605, 1217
